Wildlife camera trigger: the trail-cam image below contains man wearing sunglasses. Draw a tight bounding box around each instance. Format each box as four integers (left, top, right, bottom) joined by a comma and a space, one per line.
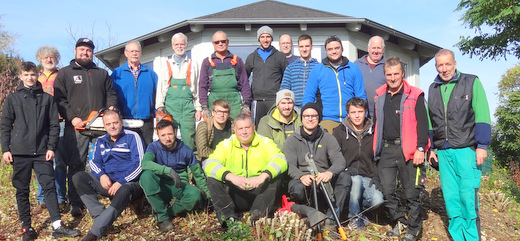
199, 31, 252, 119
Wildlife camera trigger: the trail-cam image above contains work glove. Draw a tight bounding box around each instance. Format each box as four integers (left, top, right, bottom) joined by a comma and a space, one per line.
202, 105, 211, 121
369, 176, 383, 192
170, 169, 181, 188
345, 167, 359, 176
240, 103, 251, 116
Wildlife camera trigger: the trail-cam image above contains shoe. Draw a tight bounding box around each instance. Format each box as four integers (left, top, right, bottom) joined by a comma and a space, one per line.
52, 224, 81, 238
33, 204, 46, 215
70, 205, 83, 217
250, 210, 264, 224
22, 227, 38, 241
158, 220, 174, 232
401, 233, 417, 241
386, 221, 405, 237
348, 218, 365, 231
81, 231, 99, 241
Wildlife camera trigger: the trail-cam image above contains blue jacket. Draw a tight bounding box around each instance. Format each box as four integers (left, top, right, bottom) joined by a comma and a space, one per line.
354, 55, 386, 118
280, 58, 319, 108
111, 62, 158, 119
303, 57, 367, 122
144, 139, 199, 174
90, 129, 144, 185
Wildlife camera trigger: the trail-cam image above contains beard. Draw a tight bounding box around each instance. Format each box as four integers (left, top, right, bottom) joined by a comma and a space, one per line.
76, 58, 93, 67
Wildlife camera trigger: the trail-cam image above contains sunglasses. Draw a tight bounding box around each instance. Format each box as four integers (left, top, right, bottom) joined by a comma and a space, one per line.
213, 40, 227, 45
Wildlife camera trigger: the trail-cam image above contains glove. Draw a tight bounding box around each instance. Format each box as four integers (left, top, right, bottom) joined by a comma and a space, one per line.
369, 176, 383, 192
169, 169, 181, 188
239, 104, 251, 116
345, 167, 359, 176
202, 105, 211, 121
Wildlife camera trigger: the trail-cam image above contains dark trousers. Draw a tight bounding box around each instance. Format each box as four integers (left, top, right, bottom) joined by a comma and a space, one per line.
72, 171, 143, 237
12, 155, 61, 228
63, 123, 97, 208
288, 171, 351, 218
129, 117, 154, 146
377, 143, 424, 235
252, 99, 275, 126
207, 176, 281, 225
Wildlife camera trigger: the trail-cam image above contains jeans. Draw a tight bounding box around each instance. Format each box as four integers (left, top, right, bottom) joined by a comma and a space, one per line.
348, 175, 384, 219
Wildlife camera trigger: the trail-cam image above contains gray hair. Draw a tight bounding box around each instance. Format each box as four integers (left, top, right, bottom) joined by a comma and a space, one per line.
35, 45, 60, 63
435, 49, 455, 61
368, 36, 385, 49
125, 40, 142, 51
171, 33, 188, 45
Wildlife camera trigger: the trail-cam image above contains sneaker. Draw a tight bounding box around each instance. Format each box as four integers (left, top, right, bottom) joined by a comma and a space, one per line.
348, 218, 365, 231
70, 205, 83, 217
52, 224, 81, 238
81, 231, 99, 241
158, 220, 174, 232
386, 221, 405, 237
22, 227, 38, 241
401, 233, 417, 241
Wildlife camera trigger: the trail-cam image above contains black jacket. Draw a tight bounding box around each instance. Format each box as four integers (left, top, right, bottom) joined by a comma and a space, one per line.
1, 81, 59, 155
332, 118, 378, 178
54, 59, 118, 121
245, 47, 288, 100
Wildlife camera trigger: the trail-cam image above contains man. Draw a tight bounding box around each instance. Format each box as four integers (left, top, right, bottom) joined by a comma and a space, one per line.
140, 119, 209, 232
72, 110, 144, 241
280, 34, 319, 110
199, 31, 252, 119
245, 26, 288, 125
1, 61, 81, 241
195, 99, 234, 161
203, 113, 287, 228
279, 34, 299, 64
54, 38, 118, 216
354, 36, 387, 118
303, 35, 366, 133
34, 45, 67, 213
332, 97, 384, 231
283, 103, 350, 224
373, 57, 429, 241
257, 89, 301, 150
111, 40, 158, 145
156, 33, 201, 151
428, 49, 491, 241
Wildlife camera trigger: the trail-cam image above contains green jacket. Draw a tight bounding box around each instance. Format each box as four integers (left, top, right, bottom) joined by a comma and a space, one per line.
257, 104, 302, 150
203, 132, 287, 182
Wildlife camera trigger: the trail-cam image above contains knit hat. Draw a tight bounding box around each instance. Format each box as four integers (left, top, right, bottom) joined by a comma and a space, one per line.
76, 38, 95, 49
301, 102, 323, 122
276, 89, 295, 106
257, 26, 273, 40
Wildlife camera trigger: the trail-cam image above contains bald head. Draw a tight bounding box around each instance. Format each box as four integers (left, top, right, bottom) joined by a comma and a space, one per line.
367, 36, 385, 64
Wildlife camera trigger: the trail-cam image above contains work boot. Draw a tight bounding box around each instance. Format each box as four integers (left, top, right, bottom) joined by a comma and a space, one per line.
401, 233, 417, 241
52, 223, 81, 238
158, 220, 174, 232
386, 221, 405, 237
81, 231, 99, 241
22, 227, 38, 241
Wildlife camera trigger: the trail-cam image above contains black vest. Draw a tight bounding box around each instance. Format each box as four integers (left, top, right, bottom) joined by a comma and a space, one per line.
428, 73, 477, 149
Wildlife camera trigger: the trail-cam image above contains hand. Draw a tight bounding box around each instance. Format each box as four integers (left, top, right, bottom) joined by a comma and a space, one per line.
413, 150, 425, 165
315, 171, 333, 185
100, 174, 113, 190
170, 169, 181, 188
108, 106, 116, 111
299, 174, 314, 187
108, 182, 122, 196
240, 106, 251, 116
225, 173, 250, 190
2, 152, 13, 163
71, 117, 84, 128
369, 176, 383, 191
476, 148, 487, 166
247, 173, 269, 189
428, 151, 438, 165
195, 110, 202, 122
45, 150, 55, 161
201, 106, 211, 121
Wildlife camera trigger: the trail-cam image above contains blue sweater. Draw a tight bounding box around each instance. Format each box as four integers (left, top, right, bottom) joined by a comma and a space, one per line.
145, 139, 199, 173
90, 129, 145, 185
111, 62, 158, 119
280, 58, 319, 108
303, 57, 367, 122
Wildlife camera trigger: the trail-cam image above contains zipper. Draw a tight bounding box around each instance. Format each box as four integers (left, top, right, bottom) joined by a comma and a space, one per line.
245, 149, 249, 178
334, 69, 342, 122
443, 85, 448, 143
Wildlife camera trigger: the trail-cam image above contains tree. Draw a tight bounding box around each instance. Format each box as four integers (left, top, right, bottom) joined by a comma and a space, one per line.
456, 0, 520, 60
491, 63, 520, 165
0, 17, 20, 108
0, 16, 17, 54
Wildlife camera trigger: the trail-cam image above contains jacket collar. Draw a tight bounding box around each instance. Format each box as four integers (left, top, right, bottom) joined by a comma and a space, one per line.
434, 69, 460, 84
322, 56, 350, 68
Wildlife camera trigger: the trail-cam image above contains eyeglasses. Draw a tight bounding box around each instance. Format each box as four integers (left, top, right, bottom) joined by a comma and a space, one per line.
213, 110, 230, 115
302, 115, 319, 120
213, 40, 227, 45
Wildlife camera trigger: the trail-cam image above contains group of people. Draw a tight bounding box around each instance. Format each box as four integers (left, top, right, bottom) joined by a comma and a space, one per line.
0, 24, 490, 241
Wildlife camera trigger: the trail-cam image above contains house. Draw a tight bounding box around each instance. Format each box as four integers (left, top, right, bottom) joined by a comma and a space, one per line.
94, 0, 441, 87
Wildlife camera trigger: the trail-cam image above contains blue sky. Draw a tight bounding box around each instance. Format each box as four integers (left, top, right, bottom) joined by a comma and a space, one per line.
2, 0, 516, 121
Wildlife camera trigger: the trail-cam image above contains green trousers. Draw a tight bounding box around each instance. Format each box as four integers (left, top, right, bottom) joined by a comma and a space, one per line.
139, 170, 201, 222
438, 147, 481, 241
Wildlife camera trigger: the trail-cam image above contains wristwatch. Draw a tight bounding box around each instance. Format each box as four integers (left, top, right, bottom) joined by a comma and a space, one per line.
417, 147, 425, 152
